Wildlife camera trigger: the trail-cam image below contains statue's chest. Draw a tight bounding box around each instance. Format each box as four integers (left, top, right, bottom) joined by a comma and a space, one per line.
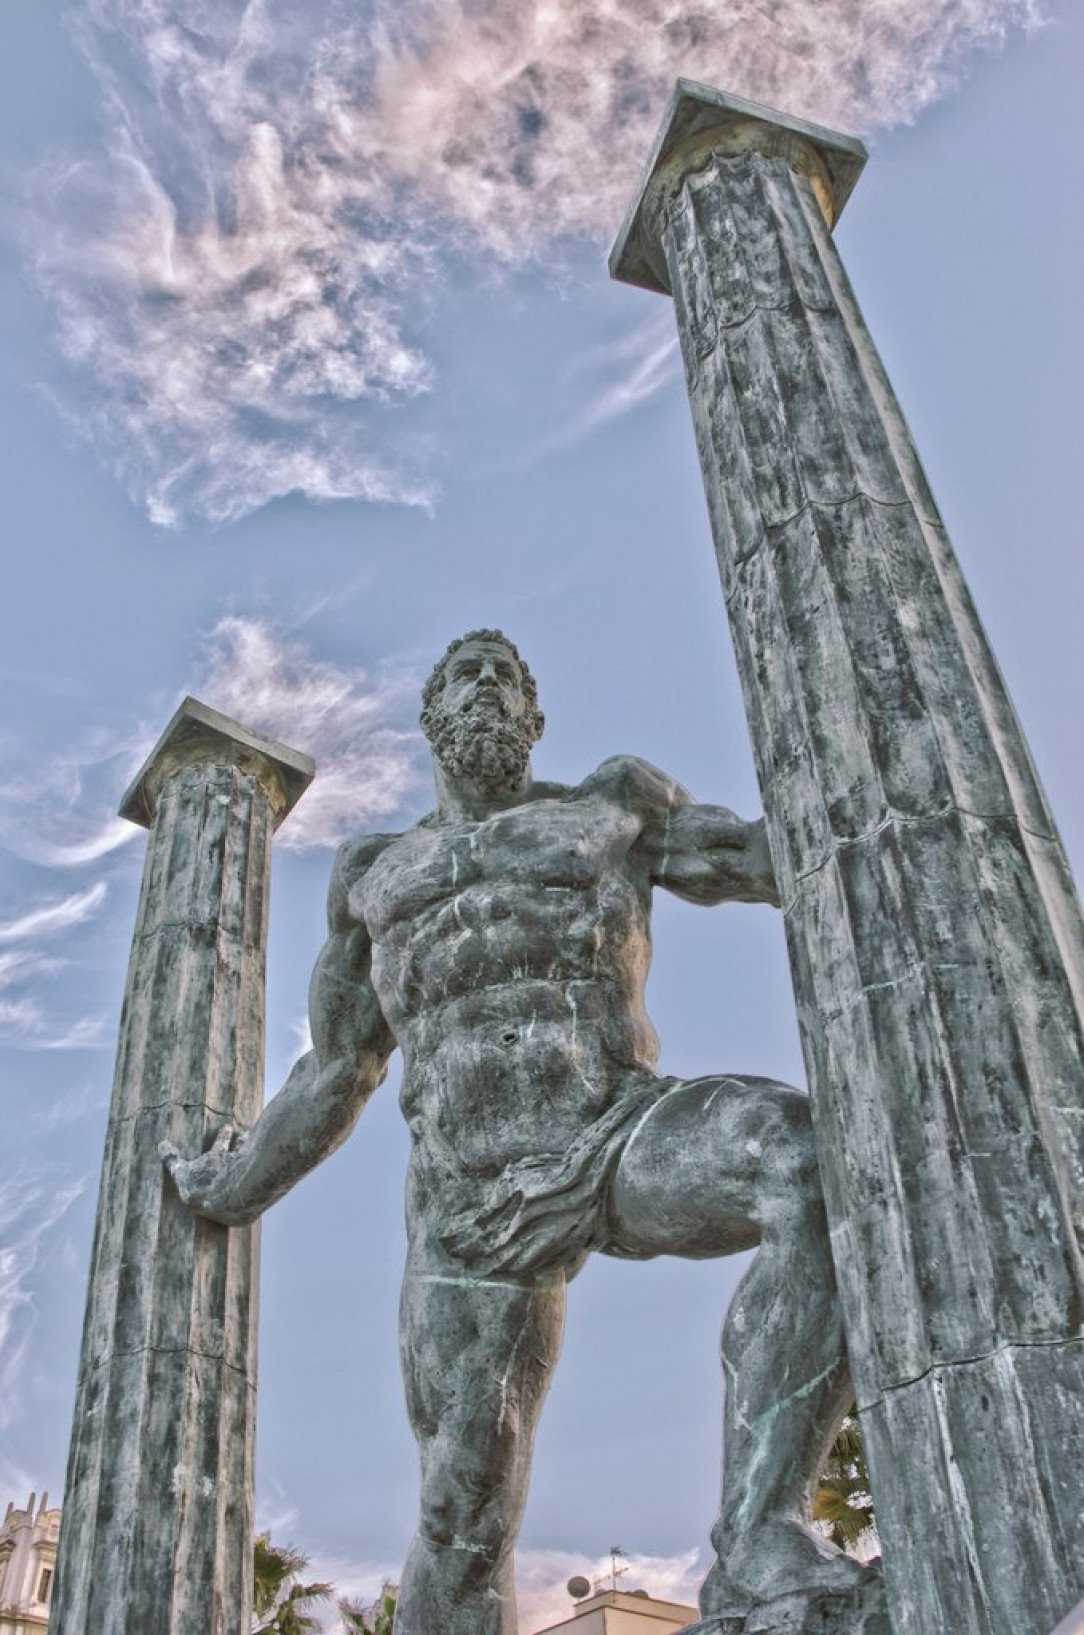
356, 798, 638, 939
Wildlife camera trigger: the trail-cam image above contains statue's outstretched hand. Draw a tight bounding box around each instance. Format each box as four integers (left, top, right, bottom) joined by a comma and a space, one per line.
160, 1125, 251, 1225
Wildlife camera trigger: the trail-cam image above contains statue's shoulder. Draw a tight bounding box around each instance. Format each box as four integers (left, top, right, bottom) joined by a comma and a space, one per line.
333, 829, 403, 880
525, 779, 574, 804
328, 830, 404, 927
580, 755, 688, 815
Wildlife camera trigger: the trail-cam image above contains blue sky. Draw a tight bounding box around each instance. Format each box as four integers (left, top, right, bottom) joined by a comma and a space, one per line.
0, 0, 1080, 1626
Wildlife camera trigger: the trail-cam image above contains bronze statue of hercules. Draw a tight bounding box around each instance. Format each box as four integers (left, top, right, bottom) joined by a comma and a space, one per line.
163, 628, 872, 1634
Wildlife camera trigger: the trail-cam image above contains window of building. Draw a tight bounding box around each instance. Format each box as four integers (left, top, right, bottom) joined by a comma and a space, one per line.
37, 1566, 53, 1604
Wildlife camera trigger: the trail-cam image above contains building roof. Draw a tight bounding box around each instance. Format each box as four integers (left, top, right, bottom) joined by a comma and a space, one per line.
532, 1587, 697, 1635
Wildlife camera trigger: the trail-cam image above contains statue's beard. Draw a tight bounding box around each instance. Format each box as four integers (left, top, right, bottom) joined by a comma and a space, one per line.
428, 698, 533, 794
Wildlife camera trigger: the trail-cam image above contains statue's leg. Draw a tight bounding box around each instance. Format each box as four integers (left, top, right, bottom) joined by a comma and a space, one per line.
606, 1075, 872, 1614
395, 1242, 566, 1635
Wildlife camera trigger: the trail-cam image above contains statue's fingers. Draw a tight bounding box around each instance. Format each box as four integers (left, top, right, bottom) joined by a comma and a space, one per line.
210, 1124, 235, 1155
159, 1139, 180, 1172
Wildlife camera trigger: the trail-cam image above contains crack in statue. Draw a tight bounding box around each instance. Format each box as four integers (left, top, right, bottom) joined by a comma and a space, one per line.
163, 629, 876, 1634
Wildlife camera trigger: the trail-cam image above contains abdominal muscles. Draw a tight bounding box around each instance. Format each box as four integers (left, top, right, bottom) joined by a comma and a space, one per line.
374, 879, 659, 1175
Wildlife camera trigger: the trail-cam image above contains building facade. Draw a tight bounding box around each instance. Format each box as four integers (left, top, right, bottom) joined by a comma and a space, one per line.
0, 1495, 59, 1634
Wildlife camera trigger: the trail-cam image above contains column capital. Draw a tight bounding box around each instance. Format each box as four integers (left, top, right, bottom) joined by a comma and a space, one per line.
609, 79, 867, 295
118, 695, 314, 830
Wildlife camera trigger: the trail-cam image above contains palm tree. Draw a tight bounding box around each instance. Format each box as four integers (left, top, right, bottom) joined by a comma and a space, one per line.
338, 1584, 398, 1634
252, 1532, 334, 1635
813, 1410, 877, 1553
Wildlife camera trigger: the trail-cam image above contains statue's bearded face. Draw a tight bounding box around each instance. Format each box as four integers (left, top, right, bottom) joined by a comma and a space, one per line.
422, 637, 543, 794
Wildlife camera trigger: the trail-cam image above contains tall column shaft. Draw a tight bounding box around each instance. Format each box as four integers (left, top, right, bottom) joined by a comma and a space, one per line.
52, 700, 312, 1635
613, 85, 1084, 1634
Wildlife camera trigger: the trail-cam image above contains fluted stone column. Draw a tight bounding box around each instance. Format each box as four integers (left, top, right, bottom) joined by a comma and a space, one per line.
612, 83, 1084, 1635
52, 698, 313, 1635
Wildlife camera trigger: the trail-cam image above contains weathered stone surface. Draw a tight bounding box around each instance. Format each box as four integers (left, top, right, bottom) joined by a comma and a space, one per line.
52, 699, 312, 1635
166, 634, 870, 1634
612, 83, 1084, 1635
682, 1573, 891, 1635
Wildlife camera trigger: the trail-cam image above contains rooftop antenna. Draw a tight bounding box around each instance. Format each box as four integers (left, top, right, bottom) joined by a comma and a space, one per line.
593, 1545, 628, 1596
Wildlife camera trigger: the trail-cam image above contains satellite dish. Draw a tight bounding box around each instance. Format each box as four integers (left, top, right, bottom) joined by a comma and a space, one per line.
567, 1576, 592, 1600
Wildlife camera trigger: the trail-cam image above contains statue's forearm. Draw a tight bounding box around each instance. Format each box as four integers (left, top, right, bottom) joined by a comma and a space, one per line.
229, 1051, 378, 1219
163, 1047, 388, 1226
653, 807, 780, 906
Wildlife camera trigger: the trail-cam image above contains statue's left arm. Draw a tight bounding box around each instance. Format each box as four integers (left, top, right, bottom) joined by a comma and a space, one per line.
597, 755, 779, 907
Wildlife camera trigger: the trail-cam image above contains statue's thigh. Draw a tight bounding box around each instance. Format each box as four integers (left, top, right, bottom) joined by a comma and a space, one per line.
606, 1075, 816, 1259
399, 1266, 565, 1477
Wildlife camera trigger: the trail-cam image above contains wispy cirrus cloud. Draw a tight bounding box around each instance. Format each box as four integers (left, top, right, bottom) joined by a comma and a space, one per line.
0, 732, 142, 1044
530, 312, 681, 461
25, 0, 1043, 525
0, 1169, 88, 1431
195, 615, 425, 848
25, 1079, 108, 1138
579, 333, 681, 433
0, 882, 107, 945
30, 820, 139, 870
24, 1015, 112, 1052
0, 724, 146, 870
0, 886, 111, 1050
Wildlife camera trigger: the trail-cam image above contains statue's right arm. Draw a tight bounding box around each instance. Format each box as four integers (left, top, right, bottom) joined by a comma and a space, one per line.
160, 837, 398, 1226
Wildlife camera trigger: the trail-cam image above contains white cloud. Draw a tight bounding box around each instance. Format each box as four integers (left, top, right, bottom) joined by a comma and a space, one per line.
363, 0, 1043, 254
0, 1170, 88, 1432
297, 1543, 705, 1633
0, 883, 107, 945
0, 997, 45, 1034
0, 618, 423, 1044
0, 727, 146, 870
279, 1542, 698, 1634
518, 1546, 704, 1630
307, 1550, 402, 1625
195, 615, 424, 848
26, 0, 1043, 525
0, 1002, 109, 1052
254, 1479, 301, 1544
28, 0, 436, 527
32, 820, 139, 870
26, 1080, 108, 1137
0, 952, 63, 990
532, 315, 681, 460
26, 1015, 111, 1052
290, 1012, 314, 1060
0, 1457, 47, 1512
580, 335, 680, 432
0, 886, 111, 1050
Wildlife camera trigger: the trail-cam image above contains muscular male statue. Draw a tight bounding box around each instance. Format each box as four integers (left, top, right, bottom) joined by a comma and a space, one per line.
163, 629, 870, 1634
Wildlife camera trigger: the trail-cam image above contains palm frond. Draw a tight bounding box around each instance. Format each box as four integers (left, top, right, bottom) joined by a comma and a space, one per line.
813, 1408, 878, 1553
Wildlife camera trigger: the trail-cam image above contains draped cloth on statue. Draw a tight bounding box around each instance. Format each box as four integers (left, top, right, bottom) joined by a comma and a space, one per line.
439, 1079, 666, 1276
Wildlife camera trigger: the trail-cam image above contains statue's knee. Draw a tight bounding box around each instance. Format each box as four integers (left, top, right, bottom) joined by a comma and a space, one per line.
418, 1449, 511, 1565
